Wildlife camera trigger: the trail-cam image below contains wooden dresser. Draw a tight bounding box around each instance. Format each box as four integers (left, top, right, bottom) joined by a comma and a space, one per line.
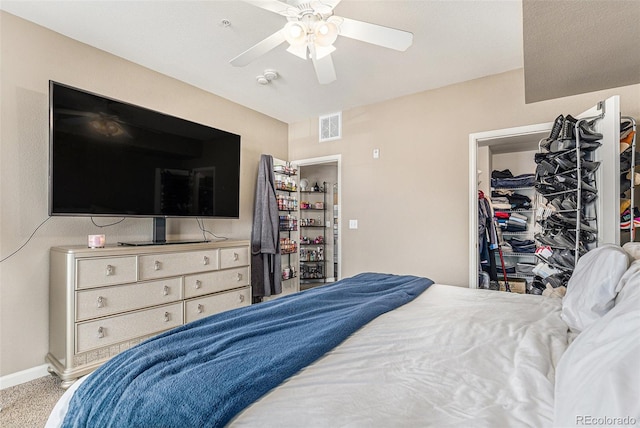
46, 240, 250, 387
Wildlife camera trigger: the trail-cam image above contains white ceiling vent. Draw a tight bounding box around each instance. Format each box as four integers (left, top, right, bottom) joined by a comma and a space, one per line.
319, 112, 342, 142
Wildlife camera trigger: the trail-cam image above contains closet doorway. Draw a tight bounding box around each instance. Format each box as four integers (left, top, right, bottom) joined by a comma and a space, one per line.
469, 124, 551, 290
469, 96, 621, 289
294, 155, 342, 286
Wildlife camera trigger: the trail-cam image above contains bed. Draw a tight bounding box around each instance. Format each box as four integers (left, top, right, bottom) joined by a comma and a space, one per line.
46, 245, 640, 427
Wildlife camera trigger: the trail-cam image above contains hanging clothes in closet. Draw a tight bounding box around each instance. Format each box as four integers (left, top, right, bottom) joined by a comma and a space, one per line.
478, 191, 499, 282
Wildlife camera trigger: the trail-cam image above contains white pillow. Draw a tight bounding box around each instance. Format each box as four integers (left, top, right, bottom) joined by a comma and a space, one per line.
561, 244, 630, 333
622, 242, 640, 260
554, 270, 640, 426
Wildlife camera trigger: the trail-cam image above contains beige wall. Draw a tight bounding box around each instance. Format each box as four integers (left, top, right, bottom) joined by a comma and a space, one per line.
0, 12, 288, 376
289, 70, 640, 283
2, 10, 640, 380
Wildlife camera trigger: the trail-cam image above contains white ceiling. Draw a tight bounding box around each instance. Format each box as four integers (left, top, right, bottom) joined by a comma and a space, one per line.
1, 0, 524, 124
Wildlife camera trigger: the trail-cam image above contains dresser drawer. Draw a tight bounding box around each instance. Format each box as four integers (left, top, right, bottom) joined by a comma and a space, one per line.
184, 286, 250, 323
220, 246, 249, 269
76, 256, 137, 289
138, 249, 220, 280
75, 303, 183, 353
76, 277, 183, 322
183, 266, 250, 299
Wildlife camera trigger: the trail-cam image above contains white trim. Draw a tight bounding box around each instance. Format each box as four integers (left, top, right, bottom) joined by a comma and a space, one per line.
0, 364, 50, 390
293, 154, 342, 281
469, 123, 552, 290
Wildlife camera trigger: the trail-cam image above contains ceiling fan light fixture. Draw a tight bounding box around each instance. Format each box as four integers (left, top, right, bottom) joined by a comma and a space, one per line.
314, 21, 338, 47
283, 21, 307, 46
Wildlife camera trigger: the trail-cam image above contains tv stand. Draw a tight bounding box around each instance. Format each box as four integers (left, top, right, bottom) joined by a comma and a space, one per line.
118, 217, 209, 246
118, 240, 210, 247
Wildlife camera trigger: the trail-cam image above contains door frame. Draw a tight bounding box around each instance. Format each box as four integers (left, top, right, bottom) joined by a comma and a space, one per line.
293, 154, 342, 281
468, 124, 551, 289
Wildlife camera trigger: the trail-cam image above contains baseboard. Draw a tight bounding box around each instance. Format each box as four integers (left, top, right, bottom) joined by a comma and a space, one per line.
0, 364, 50, 390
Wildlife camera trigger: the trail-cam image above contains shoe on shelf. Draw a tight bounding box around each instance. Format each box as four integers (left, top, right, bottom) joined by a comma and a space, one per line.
551, 232, 576, 249
539, 138, 555, 151
581, 160, 601, 172
560, 118, 575, 141
535, 233, 556, 247
553, 157, 575, 171
621, 118, 634, 133
549, 115, 564, 140
561, 198, 577, 211
578, 140, 602, 151
549, 198, 564, 212
621, 199, 632, 213
580, 230, 597, 243
621, 141, 631, 153
582, 190, 598, 204
577, 121, 603, 142
555, 176, 598, 194
624, 171, 640, 185
621, 130, 636, 145
548, 252, 574, 271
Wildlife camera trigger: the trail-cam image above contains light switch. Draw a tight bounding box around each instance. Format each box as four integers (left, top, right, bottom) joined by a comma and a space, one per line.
349, 219, 358, 229
373, 148, 380, 159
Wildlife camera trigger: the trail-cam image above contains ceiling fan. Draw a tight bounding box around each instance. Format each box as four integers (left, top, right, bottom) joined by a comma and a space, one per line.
230, 0, 414, 84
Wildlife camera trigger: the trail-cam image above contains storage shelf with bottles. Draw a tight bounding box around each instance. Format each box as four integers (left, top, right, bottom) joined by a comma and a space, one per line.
279, 215, 298, 231
280, 237, 298, 255
299, 182, 327, 286
274, 163, 299, 285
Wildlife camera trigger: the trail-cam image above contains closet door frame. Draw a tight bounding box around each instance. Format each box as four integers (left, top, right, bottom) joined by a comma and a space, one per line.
469, 124, 551, 289
468, 96, 620, 289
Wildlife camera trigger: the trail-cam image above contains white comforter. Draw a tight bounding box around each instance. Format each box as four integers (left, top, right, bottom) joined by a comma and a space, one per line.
48, 284, 569, 427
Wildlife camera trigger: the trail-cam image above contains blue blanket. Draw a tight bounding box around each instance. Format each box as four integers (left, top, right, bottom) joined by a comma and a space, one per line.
63, 272, 433, 427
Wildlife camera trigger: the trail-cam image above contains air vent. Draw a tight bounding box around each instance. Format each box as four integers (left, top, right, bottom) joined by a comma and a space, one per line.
319, 112, 342, 142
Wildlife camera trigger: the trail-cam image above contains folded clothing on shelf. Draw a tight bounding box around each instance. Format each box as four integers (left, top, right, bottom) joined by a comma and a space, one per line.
507, 238, 536, 253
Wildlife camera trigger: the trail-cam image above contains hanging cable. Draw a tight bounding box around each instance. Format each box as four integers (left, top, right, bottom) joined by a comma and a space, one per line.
196, 218, 228, 241
0, 217, 51, 263
91, 217, 126, 227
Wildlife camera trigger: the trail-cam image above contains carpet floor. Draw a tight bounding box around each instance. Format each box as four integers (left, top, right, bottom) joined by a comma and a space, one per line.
0, 375, 66, 428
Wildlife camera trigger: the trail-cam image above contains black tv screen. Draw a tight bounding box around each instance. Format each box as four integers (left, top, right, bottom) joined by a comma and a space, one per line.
49, 81, 241, 219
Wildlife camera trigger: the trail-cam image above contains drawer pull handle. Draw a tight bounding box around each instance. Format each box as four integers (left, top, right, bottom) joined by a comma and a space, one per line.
97, 296, 105, 308
163, 285, 170, 296
233, 252, 239, 261
239, 294, 245, 303
97, 327, 105, 339
105, 265, 114, 276
203, 256, 209, 265
154, 261, 161, 271
236, 273, 243, 281
197, 304, 204, 314
194, 280, 202, 289
164, 312, 171, 322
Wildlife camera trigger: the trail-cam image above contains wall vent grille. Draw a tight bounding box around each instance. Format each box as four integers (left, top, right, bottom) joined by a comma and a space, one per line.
319, 112, 342, 142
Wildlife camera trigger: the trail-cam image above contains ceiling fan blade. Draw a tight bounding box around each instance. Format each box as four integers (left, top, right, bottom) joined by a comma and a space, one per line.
310, 0, 341, 15
230, 30, 287, 67
338, 17, 413, 51
243, 0, 291, 16
311, 53, 337, 85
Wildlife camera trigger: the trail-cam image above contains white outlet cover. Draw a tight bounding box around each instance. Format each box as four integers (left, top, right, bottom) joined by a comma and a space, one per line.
349, 219, 358, 229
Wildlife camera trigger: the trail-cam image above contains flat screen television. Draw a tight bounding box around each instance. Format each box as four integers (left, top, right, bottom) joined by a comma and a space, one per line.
49, 81, 241, 245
